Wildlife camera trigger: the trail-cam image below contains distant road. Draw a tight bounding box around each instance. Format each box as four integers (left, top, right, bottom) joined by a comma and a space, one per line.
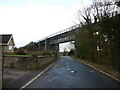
26, 56, 119, 88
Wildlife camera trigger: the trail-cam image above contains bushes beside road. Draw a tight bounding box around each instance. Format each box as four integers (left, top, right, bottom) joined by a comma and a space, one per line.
75, 1, 120, 72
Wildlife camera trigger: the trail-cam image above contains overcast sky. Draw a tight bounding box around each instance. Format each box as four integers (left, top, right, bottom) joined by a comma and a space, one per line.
0, 0, 93, 49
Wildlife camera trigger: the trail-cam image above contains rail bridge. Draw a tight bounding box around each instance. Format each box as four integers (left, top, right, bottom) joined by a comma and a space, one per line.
36, 24, 81, 52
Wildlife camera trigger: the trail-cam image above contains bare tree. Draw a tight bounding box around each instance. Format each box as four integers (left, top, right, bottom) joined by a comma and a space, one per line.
75, 0, 120, 68
76, 0, 119, 26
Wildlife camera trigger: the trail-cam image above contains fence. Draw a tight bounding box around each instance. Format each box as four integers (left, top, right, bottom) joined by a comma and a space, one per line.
3, 54, 57, 70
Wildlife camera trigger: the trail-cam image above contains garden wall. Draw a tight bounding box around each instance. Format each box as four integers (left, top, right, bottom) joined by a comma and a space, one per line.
3, 55, 57, 70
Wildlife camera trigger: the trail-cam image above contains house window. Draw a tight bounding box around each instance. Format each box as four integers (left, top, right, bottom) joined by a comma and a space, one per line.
9, 46, 13, 50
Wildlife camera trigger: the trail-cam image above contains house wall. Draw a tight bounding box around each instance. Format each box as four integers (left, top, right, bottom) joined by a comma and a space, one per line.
2, 38, 14, 54
7, 38, 14, 53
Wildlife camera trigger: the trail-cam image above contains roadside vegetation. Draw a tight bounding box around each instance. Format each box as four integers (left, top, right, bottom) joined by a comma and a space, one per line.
73, 0, 120, 79
72, 57, 120, 79
3, 45, 58, 71
5, 46, 54, 57
3, 55, 29, 57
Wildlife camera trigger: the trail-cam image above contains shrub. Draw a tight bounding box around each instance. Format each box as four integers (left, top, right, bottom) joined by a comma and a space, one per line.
41, 50, 52, 56
68, 49, 74, 56
16, 49, 27, 55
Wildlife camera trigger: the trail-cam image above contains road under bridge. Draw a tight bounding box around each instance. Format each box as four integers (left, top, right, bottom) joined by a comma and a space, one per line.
36, 24, 81, 52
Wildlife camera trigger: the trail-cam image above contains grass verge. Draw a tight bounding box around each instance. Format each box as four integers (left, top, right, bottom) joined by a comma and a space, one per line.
3, 55, 30, 57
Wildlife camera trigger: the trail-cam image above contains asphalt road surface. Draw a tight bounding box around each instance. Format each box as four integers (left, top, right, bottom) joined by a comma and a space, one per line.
26, 56, 119, 88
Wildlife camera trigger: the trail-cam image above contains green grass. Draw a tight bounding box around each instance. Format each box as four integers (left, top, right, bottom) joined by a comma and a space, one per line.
3, 55, 30, 57
3, 54, 49, 57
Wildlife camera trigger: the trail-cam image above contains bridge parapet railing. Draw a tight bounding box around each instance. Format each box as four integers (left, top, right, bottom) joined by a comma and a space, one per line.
38, 24, 80, 42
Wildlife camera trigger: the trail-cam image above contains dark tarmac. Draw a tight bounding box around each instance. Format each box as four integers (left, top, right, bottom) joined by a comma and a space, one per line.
26, 56, 120, 88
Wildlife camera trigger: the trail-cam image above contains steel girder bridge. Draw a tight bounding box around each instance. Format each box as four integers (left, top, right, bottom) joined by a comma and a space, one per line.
36, 24, 81, 52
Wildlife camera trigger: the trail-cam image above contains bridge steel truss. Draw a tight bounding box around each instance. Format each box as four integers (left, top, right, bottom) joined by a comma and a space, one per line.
36, 24, 81, 52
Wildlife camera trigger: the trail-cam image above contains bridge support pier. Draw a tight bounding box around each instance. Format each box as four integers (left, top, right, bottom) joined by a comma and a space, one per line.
37, 43, 45, 51
38, 42, 59, 52
49, 44, 59, 52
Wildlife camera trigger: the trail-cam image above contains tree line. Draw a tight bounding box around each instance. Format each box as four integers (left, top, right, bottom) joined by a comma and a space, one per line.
75, 0, 120, 70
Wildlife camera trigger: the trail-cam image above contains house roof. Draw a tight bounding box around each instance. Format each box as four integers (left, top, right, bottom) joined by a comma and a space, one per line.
0, 34, 14, 46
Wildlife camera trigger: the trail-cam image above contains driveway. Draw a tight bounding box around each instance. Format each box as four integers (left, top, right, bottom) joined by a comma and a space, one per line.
3, 68, 41, 88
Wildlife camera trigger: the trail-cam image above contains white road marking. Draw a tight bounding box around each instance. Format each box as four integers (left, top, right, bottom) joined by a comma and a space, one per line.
19, 62, 56, 90
79, 60, 120, 82
90, 70, 95, 73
